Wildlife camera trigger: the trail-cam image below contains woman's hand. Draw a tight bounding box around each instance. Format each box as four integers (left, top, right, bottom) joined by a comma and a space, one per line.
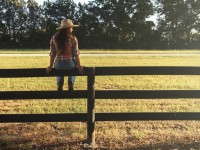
78, 65, 84, 74
46, 66, 53, 74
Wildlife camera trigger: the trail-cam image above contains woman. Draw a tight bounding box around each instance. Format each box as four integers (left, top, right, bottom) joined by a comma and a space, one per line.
46, 18, 84, 91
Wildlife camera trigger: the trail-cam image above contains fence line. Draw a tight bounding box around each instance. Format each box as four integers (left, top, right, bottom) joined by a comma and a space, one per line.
1, 66, 200, 78
0, 66, 200, 146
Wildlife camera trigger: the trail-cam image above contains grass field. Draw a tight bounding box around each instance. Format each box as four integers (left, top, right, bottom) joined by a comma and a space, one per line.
1, 50, 200, 149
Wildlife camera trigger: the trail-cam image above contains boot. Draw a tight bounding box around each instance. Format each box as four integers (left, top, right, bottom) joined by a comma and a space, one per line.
68, 85, 74, 91
68, 82, 74, 91
58, 85, 63, 91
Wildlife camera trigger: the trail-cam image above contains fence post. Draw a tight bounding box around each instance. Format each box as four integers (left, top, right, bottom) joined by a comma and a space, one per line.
87, 67, 96, 146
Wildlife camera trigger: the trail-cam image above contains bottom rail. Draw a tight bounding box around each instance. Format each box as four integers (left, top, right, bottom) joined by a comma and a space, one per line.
1, 112, 200, 123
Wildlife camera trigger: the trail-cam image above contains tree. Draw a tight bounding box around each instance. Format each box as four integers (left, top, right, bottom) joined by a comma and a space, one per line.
156, 0, 200, 49
1, 0, 200, 49
1, 0, 27, 43
40, 0, 78, 44
0, 0, 7, 40
26, 0, 41, 43
80, 0, 155, 48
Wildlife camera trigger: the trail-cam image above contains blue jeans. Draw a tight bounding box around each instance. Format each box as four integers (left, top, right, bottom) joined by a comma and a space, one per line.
54, 59, 76, 87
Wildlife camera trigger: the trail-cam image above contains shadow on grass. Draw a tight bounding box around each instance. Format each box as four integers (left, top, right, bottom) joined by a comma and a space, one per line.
38, 141, 200, 150
125, 141, 200, 150
1, 140, 200, 150
0, 137, 32, 149
0, 139, 87, 150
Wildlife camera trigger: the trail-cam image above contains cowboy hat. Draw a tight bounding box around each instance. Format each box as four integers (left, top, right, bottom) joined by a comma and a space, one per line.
56, 18, 79, 30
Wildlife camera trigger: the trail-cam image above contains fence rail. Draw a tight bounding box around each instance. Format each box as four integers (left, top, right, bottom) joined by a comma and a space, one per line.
0, 90, 88, 99
0, 66, 200, 146
2, 90, 200, 100
1, 66, 200, 78
1, 112, 200, 123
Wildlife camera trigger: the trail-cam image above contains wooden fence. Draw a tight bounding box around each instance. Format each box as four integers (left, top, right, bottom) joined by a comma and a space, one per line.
1, 66, 200, 146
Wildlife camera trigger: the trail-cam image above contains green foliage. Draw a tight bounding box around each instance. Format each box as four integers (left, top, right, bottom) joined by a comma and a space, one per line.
1, 0, 158, 49
156, 0, 200, 48
1, 0, 200, 48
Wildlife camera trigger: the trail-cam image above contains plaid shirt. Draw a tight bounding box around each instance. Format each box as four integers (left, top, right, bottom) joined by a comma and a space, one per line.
50, 34, 80, 60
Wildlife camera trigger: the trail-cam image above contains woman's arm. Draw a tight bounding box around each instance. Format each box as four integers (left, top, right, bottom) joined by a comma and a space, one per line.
46, 54, 56, 74
46, 37, 56, 74
74, 37, 84, 74
75, 54, 84, 74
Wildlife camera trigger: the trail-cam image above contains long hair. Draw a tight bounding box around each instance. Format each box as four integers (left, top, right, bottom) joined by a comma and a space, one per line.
54, 29, 69, 54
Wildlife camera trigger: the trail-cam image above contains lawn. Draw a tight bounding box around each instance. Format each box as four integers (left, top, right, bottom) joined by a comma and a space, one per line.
0, 50, 200, 149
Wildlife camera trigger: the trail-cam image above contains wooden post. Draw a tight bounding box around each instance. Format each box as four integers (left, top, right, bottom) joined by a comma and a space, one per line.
87, 67, 96, 146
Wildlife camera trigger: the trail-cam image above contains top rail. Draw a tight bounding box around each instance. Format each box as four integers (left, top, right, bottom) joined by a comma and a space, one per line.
0, 67, 90, 78
95, 66, 200, 75
0, 67, 200, 78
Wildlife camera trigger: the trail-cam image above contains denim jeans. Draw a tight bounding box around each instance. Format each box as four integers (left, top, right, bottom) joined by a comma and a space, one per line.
54, 59, 76, 87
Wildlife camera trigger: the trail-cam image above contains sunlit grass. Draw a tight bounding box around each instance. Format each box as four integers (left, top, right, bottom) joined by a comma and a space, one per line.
1, 50, 200, 149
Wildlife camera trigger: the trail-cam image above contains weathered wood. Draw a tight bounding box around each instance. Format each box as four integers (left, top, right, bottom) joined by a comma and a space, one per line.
1, 90, 200, 100
95, 66, 200, 75
95, 90, 200, 99
0, 90, 88, 100
0, 67, 91, 78
87, 67, 96, 146
95, 112, 200, 121
1, 67, 200, 78
1, 112, 199, 123
0, 113, 87, 123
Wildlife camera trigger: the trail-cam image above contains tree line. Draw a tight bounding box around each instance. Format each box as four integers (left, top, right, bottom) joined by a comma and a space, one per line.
1, 0, 200, 49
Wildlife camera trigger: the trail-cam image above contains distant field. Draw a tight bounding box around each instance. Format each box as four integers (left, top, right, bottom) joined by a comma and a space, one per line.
0, 50, 200, 149
0, 49, 200, 54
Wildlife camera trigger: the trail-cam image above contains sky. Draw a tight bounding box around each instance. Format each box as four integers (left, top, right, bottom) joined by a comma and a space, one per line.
35, 0, 90, 5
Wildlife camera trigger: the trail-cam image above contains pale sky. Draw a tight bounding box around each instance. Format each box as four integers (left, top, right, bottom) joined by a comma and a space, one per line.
35, 0, 90, 5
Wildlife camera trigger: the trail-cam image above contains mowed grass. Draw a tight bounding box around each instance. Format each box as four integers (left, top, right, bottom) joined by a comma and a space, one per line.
1, 51, 200, 149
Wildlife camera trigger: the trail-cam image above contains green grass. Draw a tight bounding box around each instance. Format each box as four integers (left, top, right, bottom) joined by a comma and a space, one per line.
1, 50, 200, 149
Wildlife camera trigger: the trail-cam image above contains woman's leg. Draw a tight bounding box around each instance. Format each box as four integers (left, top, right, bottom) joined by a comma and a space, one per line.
56, 76, 64, 91
67, 60, 76, 91
68, 76, 76, 91
54, 60, 66, 91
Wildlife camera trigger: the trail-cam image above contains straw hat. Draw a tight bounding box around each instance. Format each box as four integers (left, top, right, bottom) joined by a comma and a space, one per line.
56, 19, 79, 30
